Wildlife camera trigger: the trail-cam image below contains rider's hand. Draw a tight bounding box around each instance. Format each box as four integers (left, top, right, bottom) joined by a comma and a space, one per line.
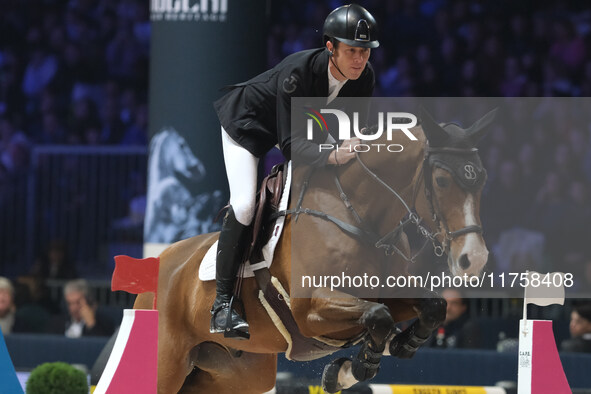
328, 137, 361, 166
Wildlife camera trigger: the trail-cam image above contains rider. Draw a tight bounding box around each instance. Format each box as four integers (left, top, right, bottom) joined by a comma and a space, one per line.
210, 3, 379, 339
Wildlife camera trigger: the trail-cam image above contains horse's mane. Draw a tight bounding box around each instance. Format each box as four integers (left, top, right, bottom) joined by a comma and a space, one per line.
353, 124, 426, 170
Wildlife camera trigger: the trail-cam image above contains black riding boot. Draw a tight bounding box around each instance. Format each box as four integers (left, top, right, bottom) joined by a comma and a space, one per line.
210, 206, 250, 340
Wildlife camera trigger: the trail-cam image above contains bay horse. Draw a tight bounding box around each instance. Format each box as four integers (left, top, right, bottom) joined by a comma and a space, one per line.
133, 108, 496, 393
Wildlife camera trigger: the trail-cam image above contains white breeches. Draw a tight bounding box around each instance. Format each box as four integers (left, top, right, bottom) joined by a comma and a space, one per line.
221, 127, 259, 226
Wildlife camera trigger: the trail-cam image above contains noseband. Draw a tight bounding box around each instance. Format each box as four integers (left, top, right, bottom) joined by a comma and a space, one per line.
355, 144, 484, 260
419, 146, 485, 252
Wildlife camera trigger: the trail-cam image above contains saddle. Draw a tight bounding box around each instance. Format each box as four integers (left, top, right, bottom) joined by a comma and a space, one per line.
237, 162, 358, 361
248, 162, 286, 265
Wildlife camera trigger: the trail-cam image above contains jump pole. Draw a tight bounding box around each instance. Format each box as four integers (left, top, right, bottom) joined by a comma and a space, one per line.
93, 256, 160, 394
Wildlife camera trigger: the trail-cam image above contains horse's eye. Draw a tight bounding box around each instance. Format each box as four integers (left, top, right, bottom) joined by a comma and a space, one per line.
436, 177, 450, 188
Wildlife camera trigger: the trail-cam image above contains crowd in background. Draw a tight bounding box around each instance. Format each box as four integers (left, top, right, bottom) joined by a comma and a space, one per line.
0, 0, 149, 185
0, 0, 150, 278
1, 0, 591, 348
268, 0, 591, 97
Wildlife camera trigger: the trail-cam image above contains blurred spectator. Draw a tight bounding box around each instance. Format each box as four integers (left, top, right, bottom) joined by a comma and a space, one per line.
48, 279, 114, 338
30, 239, 78, 281
10, 278, 53, 333
500, 57, 526, 96
554, 181, 591, 279
481, 160, 529, 245
16, 275, 60, 315
21, 43, 59, 102
549, 18, 586, 73
561, 301, 591, 353
427, 289, 481, 349
0, 115, 30, 177
517, 143, 542, 202
0, 277, 16, 334
99, 94, 125, 144
526, 172, 570, 262
68, 96, 100, 143
0, 51, 25, 118
105, 22, 143, 82
120, 102, 147, 145
38, 110, 67, 144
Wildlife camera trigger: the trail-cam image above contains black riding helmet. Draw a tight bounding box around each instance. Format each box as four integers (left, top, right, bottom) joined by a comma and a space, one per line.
323, 4, 379, 49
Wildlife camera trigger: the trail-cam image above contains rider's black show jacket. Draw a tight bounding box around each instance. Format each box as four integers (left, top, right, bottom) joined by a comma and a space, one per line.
214, 48, 375, 167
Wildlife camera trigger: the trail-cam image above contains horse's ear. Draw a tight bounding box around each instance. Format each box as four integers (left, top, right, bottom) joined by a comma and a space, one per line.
465, 108, 498, 146
419, 106, 449, 147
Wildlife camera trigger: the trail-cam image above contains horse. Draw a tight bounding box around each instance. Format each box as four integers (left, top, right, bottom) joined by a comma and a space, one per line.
144, 127, 223, 247
133, 108, 496, 393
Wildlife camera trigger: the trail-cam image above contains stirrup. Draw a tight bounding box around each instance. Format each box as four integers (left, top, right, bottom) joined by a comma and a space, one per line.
210, 297, 250, 340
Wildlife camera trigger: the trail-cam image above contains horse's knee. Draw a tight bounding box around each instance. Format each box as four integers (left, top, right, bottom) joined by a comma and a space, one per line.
360, 303, 394, 344
417, 297, 447, 329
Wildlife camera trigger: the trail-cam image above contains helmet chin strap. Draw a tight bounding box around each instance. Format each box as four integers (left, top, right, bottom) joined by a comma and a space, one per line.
329, 52, 348, 80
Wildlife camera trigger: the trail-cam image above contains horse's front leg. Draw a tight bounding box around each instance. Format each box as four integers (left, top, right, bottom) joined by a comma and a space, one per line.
292, 288, 394, 341
291, 289, 395, 393
386, 290, 446, 359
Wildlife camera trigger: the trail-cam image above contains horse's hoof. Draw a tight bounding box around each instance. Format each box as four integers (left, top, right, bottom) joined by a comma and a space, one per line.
351, 357, 379, 382
351, 339, 382, 382
322, 357, 351, 393
389, 322, 429, 359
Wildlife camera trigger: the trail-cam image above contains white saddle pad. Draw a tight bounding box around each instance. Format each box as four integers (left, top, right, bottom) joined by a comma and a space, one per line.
199, 161, 292, 281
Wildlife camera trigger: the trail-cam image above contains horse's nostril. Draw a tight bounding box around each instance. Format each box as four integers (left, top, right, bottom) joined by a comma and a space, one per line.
459, 254, 471, 270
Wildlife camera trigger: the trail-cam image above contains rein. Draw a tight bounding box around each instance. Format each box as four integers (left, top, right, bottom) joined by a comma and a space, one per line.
273, 145, 484, 263
355, 144, 484, 259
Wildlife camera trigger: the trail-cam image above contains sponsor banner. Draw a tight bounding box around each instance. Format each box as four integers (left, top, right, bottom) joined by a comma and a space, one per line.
145, 0, 267, 256
151, 0, 229, 22
294, 385, 504, 394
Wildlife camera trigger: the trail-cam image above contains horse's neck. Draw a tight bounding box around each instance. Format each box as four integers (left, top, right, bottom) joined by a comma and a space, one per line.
337, 134, 426, 234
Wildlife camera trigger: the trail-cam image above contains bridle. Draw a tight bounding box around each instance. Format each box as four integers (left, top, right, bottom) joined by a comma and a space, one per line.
276, 143, 485, 264
355, 144, 484, 261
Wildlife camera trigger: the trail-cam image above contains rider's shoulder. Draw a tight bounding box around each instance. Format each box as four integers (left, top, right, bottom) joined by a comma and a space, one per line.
274, 48, 327, 73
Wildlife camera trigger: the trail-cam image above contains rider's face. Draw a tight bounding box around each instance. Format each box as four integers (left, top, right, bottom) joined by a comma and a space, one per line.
328, 41, 371, 81
442, 289, 466, 324
570, 310, 591, 338
0, 290, 12, 317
